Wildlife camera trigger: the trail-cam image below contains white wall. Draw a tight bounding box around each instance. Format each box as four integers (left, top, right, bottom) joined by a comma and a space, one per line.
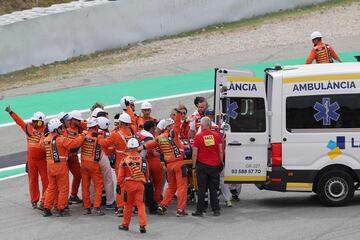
0, 0, 328, 74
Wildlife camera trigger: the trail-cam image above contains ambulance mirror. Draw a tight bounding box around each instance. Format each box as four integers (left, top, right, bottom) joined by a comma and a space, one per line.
220, 86, 228, 93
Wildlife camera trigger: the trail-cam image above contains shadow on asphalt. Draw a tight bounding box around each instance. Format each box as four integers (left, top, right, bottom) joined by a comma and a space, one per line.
246, 193, 360, 208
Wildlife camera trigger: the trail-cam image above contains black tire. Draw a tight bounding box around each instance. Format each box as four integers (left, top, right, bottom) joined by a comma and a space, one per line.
317, 170, 354, 207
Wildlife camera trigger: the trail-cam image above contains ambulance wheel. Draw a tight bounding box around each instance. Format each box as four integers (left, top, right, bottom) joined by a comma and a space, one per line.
317, 170, 354, 207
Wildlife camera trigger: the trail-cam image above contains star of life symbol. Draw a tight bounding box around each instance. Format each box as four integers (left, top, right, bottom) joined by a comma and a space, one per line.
226, 99, 238, 120
313, 98, 340, 126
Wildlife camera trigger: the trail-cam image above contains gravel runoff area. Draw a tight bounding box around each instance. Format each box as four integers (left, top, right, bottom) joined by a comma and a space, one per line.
93, 1, 360, 72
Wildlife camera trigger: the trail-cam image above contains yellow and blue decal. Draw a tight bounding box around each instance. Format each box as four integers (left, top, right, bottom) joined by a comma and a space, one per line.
327, 136, 345, 160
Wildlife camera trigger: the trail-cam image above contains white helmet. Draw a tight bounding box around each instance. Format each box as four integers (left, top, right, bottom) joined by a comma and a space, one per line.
91, 108, 106, 118
87, 117, 98, 128
164, 118, 175, 128
120, 96, 136, 110
119, 113, 131, 124
57, 112, 66, 120
31, 112, 45, 121
311, 31, 322, 40
97, 117, 110, 130
141, 101, 152, 110
127, 138, 139, 148
69, 110, 83, 121
48, 118, 63, 132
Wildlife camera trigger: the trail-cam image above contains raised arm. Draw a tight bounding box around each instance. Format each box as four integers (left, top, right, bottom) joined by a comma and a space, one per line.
62, 134, 85, 150
6, 106, 26, 131
126, 106, 138, 133
98, 131, 117, 148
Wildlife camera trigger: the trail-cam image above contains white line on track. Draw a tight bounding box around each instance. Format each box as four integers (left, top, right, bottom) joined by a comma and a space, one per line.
0, 164, 25, 172
0, 89, 213, 128
0, 173, 27, 182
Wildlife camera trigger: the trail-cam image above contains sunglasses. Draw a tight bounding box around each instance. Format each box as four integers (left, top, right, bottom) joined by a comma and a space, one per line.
180, 111, 187, 115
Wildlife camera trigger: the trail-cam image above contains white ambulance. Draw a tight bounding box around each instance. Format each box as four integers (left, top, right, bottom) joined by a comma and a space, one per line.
214, 63, 360, 206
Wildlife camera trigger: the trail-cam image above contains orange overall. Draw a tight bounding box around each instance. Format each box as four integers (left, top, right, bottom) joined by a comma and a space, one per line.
80, 129, 104, 209
64, 122, 86, 196
9, 111, 48, 204
98, 108, 137, 209
137, 131, 164, 203
118, 151, 149, 227
43, 133, 84, 210
145, 112, 187, 210
305, 42, 340, 64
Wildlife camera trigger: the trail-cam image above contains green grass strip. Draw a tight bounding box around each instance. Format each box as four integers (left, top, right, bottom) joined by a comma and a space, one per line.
1, 51, 359, 125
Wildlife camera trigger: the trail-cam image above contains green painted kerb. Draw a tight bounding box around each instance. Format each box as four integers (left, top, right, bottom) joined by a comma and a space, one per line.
0, 167, 26, 180
1, 51, 359, 125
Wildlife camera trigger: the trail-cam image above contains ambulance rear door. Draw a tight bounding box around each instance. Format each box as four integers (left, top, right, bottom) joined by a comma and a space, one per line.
215, 68, 269, 183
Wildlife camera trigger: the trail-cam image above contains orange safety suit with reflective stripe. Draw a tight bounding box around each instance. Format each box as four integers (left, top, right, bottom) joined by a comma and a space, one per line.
118, 151, 149, 227
137, 130, 164, 203
9, 111, 48, 204
63, 123, 86, 196
124, 106, 139, 133
98, 126, 134, 209
305, 42, 340, 64
80, 129, 104, 209
145, 112, 187, 210
43, 132, 85, 210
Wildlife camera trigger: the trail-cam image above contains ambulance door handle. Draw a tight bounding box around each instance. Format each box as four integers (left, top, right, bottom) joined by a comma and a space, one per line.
228, 141, 242, 146
250, 137, 255, 142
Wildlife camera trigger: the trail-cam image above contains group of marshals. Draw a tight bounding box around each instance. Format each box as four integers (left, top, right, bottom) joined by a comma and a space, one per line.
5, 95, 234, 234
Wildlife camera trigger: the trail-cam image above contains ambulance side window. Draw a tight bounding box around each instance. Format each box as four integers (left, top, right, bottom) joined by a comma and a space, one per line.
286, 94, 360, 132
228, 97, 266, 132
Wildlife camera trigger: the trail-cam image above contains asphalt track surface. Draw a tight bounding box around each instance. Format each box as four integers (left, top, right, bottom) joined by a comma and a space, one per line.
1, 35, 360, 240
2, 178, 360, 240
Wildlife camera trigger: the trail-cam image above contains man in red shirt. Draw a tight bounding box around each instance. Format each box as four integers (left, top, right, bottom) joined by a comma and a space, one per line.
192, 117, 224, 217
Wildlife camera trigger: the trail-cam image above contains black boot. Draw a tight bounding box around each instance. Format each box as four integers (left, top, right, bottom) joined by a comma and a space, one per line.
56, 209, 70, 217
140, 225, 146, 233
83, 208, 91, 215
118, 225, 129, 231
43, 208, 52, 217
68, 195, 82, 204
93, 208, 105, 216
31, 202, 38, 209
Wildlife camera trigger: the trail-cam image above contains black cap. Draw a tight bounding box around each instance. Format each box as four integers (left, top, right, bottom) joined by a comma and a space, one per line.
143, 120, 156, 131
204, 109, 215, 116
